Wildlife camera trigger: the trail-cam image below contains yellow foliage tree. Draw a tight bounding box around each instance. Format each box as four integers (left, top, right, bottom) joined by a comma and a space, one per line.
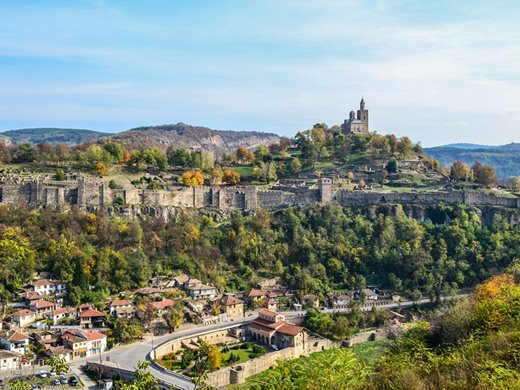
181, 170, 205, 186
223, 169, 240, 184
474, 274, 516, 301
94, 161, 107, 176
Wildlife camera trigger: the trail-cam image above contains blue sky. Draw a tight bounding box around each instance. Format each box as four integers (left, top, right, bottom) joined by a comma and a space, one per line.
1, 0, 520, 146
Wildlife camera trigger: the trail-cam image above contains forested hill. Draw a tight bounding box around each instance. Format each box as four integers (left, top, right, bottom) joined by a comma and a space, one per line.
425, 143, 520, 179
1, 128, 112, 145
110, 123, 280, 155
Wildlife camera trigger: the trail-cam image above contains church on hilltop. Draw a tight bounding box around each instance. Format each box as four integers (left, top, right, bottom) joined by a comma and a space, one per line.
341, 97, 369, 135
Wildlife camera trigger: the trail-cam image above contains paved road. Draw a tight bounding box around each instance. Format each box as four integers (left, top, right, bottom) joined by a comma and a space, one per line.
77, 294, 466, 389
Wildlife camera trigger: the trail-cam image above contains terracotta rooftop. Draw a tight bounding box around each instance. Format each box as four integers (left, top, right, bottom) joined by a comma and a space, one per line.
220, 295, 244, 306
6, 330, 29, 342
277, 323, 304, 336
109, 299, 132, 307
248, 322, 277, 334
50, 307, 70, 316
79, 309, 105, 318
0, 350, 21, 358
244, 288, 267, 298
31, 300, 54, 309
30, 279, 53, 287
151, 299, 174, 310
15, 309, 35, 317
258, 308, 279, 317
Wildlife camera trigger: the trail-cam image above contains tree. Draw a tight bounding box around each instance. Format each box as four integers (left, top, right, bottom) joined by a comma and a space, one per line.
385, 158, 398, 173
113, 319, 144, 344
290, 158, 302, 174
94, 161, 107, 176
9, 381, 31, 390
0, 227, 36, 296
181, 170, 205, 186
207, 344, 221, 370
222, 169, 240, 184
450, 160, 470, 181
119, 361, 159, 390
236, 146, 253, 163
163, 300, 184, 332
472, 162, 496, 187
45, 356, 69, 374
510, 176, 520, 192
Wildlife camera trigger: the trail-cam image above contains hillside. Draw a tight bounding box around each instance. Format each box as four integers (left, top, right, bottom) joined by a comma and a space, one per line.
1, 128, 112, 145
425, 143, 520, 179
110, 123, 280, 155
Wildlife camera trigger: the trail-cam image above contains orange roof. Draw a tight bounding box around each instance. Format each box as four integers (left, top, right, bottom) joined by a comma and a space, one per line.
277, 323, 304, 336
6, 331, 29, 342
258, 308, 278, 317
151, 299, 174, 310
25, 292, 42, 300
220, 295, 244, 306
30, 279, 53, 287
249, 322, 277, 334
244, 288, 267, 298
84, 330, 106, 341
15, 309, 35, 317
110, 299, 132, 307
32, 300, 54, 309
50, 308, 69, 316
253, 317, 285, 329
79, 309, 105, 318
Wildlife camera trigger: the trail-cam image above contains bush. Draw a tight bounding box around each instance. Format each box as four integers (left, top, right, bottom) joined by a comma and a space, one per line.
240, 342, 251, 349
252, 344, 266, 354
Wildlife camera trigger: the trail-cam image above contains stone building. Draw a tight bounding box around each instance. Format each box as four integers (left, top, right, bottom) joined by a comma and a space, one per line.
248, 309, 307, 349
341, 97, 369, 134
220, 295, 245, 318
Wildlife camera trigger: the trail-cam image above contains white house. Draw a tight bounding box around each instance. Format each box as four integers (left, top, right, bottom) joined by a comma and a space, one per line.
186, 283, 217, 300
45, 307, 75, 325
0, 350, 22, 371
0, 330, 29, 354
108, 299, 134, 318
29, 279, 66, 296
61, 329, 107, 359
13, 309, 37, 328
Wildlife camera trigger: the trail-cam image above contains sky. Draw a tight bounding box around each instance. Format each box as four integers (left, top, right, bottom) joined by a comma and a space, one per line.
1, 0, 520, 146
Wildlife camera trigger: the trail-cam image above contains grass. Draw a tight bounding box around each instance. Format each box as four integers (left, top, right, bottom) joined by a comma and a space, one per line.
224, 165, 254, 177
221, 343, 267, 367
350, 339, 391, 363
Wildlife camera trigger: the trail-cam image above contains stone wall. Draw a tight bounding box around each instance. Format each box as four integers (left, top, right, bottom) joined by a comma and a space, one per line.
0, 176, 519, 222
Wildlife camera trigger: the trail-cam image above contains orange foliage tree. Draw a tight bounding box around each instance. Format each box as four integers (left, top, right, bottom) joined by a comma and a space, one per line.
474, 274, 516, 301
181, 170, 204, 186
223, 169, 240, 184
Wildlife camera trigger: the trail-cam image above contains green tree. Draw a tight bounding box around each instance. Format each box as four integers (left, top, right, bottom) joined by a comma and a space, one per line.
163, 300, 184, 332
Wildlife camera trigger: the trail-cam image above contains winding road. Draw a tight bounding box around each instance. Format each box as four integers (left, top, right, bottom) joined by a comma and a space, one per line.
73, 294, 466, 389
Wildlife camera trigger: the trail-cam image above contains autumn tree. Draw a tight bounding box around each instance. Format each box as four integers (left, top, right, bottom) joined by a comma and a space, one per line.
450, 160, 470, 181
163, 300, 184, 332
94, 161, 107, 176
181, 170, 205, 186
222, 169, 240, 184
235, 146, 254, 164
472, 162, 496, 187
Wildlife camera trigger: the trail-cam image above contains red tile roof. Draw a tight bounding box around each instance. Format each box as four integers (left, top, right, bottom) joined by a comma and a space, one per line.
109, 299, 132, 307
258, 308, 278, 317
248, 322, 277, 334
151, 299, 174, 310
277, 323, 304, 336
79, 309, 105, 318
30, 279, 53, 287
244, 288, 267, 298
15, 309, 35, 317
32, 300, 54, 309
6, 331, 29, 342
220, 295, 244, 306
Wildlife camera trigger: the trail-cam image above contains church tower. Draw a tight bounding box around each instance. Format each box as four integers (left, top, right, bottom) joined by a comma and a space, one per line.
357, 97, 369, 131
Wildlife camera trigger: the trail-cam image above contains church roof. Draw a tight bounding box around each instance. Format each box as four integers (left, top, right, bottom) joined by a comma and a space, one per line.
347, 118, 364, 124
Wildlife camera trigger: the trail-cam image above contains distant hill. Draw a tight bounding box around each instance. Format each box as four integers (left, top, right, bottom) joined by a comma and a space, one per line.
110, 123, 280, 155
425, 142, 520, 179
1, 128, 112, 145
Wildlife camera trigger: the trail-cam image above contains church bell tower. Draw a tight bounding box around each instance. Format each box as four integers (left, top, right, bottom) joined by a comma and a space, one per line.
357, 97, 369, 131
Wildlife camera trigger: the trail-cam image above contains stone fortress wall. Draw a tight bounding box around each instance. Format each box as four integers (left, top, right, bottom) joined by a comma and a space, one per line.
0, 175, 519, 218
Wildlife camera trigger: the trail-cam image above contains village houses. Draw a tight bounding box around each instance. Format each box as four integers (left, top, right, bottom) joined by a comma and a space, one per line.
0, 330, 30, 354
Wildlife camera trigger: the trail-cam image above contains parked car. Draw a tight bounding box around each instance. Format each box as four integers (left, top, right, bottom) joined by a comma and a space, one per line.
48, 371, 57, 377
38, 370, 47, 378
60, 376, 68, 384
69, 376, 79, 386
51, 378, 60, 385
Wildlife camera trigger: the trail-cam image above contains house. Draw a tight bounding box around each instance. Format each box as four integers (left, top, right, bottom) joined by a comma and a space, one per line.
248, 309, 307, 350
267, 298, 277, 312
30, 300, 55, 318
108, 299, 134, 318
150, 299, 174, 315
61, 329, 107, 359
220, 295, 244, 318
357, 288, 378, 301
23, 291, 43, 306
173, 274, 190, 288
257, 278, 279, 290
45, 307, 74, 325
331, 293, 353, 309
28, 279, 67, 296
79, 309, 106, 328
135, 287, 162, 297
33, 330, 59, 350
13, 309, 37, 328
243, 289, 267, 302
0, 350, 22, 371
301, 294, 320, 309
186, 283, 217, 300
187, 300, 205, 313
0, 330, 29, 354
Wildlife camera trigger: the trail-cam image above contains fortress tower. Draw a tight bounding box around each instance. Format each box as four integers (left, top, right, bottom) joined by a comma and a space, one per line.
341, 97, 369, 135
